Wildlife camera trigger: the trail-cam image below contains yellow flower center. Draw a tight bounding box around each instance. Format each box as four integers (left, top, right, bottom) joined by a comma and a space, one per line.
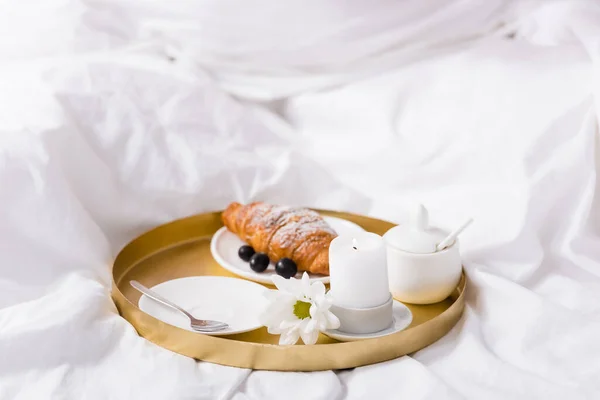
293, 300, 312, 320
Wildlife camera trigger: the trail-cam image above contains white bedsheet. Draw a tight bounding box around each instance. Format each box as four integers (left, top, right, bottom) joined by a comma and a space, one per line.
1, 0, 600, 399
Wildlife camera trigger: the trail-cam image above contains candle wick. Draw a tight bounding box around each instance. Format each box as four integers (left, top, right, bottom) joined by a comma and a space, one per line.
352, 238, 358, 251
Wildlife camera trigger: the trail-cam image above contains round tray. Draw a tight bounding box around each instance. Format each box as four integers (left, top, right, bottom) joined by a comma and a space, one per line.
112, 210, 466, 371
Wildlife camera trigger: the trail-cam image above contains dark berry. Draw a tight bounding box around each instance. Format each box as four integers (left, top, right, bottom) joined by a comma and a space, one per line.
275, 258, 297, 279
249, 253, 270, 273
238, 245, 255, 262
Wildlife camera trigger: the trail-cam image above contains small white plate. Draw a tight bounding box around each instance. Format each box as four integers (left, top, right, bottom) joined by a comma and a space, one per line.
210, 216, 365, 284
138, 276, 267, 336
323, 300, 413, 342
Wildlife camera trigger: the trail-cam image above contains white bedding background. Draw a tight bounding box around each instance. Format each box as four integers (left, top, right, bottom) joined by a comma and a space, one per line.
1, 0, 600, 399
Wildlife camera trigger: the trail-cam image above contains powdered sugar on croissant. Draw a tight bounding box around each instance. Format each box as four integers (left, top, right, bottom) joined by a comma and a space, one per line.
221, 202, 337, 275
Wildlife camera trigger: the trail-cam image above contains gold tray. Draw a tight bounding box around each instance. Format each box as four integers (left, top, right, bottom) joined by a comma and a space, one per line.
112, 210, 466, 371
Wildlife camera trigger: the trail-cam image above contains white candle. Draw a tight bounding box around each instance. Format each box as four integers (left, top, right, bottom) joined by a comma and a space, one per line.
328, 232, 390, 309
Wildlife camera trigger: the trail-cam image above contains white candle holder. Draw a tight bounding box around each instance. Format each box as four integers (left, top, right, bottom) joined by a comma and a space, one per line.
330, 293, 394, 334
328, 232, 394, 334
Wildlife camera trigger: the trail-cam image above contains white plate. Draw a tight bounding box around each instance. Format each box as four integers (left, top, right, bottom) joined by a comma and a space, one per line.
210, 216, 365, 284
138, 276, 267, 336
323, 300, 413, 342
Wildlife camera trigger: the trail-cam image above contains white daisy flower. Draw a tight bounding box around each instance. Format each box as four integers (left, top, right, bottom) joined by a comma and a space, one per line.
259, 272, 340, 345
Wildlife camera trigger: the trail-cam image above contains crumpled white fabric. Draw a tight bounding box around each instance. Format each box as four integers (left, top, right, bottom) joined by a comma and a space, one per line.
0, 0, 511, 100
1, 0, 600, 399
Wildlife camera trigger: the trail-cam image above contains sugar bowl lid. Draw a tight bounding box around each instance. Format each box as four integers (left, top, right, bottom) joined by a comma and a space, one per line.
383, 204, 445, 254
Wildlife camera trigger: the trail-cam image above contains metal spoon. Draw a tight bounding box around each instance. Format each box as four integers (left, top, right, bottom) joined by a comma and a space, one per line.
130, 280, 229, 332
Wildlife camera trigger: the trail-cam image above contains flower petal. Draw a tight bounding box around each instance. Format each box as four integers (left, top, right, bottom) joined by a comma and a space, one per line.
322, 292, 334, 307
260, 312, 282, 329
267, 325, 283, 334
279, 327, 300, 345
260, 294, 292, 319
282, 317, 304, 330
304, 318, 317, 333
309, 281, 326, 300
300, 319, 320, 345
310, 311, 327, 331
259, 293, 299, 334
301, 272, 311, 297
271, 275, 291, 292
272, 275, 305, 298
325, 310, 341, 330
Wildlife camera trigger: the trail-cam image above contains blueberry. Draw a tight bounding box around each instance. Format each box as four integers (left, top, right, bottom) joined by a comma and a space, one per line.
238, 245, 255, 262
249, 253, 270, 273
275, 258, 297, 279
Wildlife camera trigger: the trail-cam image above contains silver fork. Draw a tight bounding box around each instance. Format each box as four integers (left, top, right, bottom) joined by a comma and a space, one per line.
130, 280, 229, 332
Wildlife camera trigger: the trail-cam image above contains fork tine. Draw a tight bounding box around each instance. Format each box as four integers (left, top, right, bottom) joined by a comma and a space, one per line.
192, 324, 227, 330
192, 320, 228, 328
192, 326, 228, 332
195, 323, 228, 329
192, 321, 229, 328
194, 320, 227, 325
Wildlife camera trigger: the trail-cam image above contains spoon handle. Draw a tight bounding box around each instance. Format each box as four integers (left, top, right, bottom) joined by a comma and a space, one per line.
436, 218, 473, 251
129, 280, 194, 320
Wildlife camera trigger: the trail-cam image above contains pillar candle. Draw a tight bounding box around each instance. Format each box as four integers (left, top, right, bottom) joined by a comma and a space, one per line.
328, 232, 390, 309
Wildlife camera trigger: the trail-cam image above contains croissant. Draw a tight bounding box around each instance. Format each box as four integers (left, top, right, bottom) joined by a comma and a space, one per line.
221, 202, 337, 275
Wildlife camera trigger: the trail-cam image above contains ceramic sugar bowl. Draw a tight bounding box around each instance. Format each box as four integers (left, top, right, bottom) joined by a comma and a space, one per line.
383, 205, 466, 304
